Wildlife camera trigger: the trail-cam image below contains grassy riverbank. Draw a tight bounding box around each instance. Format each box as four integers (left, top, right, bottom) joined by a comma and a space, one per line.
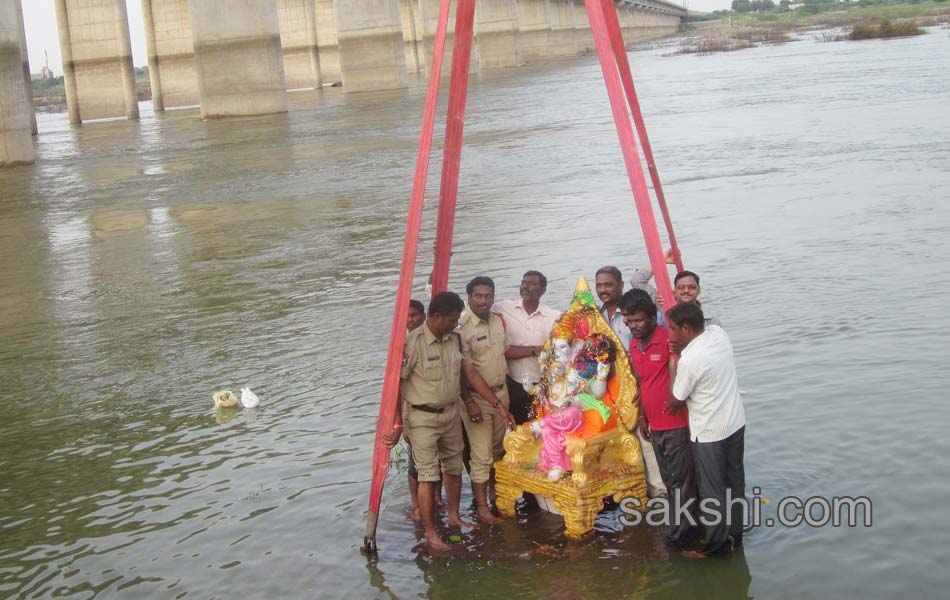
849, 18, 925, 37
689, 0, 950, 26
676, 0, 950, 54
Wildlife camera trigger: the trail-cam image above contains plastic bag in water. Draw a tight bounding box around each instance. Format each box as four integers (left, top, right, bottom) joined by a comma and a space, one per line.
240, 387, 260, 409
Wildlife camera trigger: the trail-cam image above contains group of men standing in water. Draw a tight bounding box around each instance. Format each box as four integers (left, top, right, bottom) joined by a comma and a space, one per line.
383, 253, 746, 558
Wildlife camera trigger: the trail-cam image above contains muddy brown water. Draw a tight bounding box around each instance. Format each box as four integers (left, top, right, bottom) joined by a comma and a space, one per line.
1, 29, 950, 599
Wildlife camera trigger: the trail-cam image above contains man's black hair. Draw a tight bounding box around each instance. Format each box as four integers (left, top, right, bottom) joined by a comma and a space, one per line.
595, 266, 622, 282
619, 292, 657, 320
667, 302, 705, 331
466, 276, 495, 296
409, 299, 425, 315
674, 270, 701, 286
428, 291, 465, 317
522, 270, 547, 289
618, 287, 652, 309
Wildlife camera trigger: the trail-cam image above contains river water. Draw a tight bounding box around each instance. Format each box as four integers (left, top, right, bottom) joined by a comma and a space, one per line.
2, 27, 950, 600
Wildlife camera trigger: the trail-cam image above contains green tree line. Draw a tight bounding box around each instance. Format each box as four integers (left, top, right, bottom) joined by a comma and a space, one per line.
728, 0, 947, 14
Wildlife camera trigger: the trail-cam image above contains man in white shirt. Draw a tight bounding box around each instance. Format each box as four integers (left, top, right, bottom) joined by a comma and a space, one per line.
492, 270, 559, 424
666, 302, 746, 557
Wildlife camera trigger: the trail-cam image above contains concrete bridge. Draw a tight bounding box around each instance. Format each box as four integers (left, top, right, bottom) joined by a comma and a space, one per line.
1, 0, 685, 167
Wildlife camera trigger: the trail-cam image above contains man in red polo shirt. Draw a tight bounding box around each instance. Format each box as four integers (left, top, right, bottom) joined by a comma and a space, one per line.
620, 290, 698, 548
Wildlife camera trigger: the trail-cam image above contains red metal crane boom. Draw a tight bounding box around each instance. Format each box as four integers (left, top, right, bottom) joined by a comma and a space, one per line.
363, 0, 683, 554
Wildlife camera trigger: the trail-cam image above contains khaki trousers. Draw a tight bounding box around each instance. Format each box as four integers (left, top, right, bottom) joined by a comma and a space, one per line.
460, 387, 509, 484
403, 401, 464, 482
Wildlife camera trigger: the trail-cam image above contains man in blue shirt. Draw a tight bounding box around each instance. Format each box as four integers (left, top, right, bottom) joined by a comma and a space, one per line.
595, 266, 633, 350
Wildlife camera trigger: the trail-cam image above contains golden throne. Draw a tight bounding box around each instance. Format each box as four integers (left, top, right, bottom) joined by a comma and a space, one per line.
494, 277, 648, 539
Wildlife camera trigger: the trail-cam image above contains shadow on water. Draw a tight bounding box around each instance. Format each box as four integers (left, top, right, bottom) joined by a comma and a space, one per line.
364, 501, 753, 600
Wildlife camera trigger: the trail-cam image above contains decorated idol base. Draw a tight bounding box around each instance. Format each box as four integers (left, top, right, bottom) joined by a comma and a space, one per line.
494, 276, 648, 537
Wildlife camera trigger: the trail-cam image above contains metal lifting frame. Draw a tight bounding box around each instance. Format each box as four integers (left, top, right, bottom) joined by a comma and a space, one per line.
363, 0, 683, 553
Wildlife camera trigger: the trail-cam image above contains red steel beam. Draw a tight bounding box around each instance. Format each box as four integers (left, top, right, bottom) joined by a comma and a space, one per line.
601, 0, 685, 275
430, 0, 478, 295
363, 0, 453, 554
584, 0, 676, 310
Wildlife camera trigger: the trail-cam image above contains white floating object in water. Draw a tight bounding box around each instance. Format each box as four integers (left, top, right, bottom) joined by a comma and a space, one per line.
240, 387, 260, 409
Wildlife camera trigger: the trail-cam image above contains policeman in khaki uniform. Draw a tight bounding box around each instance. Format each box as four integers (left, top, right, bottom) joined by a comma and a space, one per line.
384, 291, 472, 552
457, 277, 517, 524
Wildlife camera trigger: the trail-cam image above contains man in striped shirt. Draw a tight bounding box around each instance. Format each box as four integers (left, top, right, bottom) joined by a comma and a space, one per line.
629, 249, 721, 330
666, 302, 746, 557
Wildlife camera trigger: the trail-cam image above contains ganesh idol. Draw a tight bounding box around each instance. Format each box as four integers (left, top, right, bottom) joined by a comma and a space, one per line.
524, 282, 621, 481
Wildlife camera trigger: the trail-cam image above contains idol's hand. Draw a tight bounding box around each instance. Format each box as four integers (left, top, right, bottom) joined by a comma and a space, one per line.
530, 420, 543, 437
521, 373, 536, 395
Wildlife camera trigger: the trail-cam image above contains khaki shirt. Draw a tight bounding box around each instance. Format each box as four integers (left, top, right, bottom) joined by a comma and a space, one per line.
400, 324, 463, 408
457, 309, 509, 390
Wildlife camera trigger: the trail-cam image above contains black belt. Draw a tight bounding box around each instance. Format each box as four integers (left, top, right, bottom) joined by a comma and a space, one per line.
411, 404, 445, 414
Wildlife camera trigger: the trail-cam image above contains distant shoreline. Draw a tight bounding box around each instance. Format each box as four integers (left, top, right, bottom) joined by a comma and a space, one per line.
672, 1, 950, 54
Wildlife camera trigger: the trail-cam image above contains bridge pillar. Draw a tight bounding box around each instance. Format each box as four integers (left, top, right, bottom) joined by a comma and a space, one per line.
633, 5, 648, 40
1, 0, 33, 165
414, 0, 450, 75
399, 0, 422, 74
626, 3, 680, 42
399, 0, 421, 74
335, 0, 407, 93
548, 0, 578, 59
517, 0, 552, 63
571, 0, 593, 54
314, 0, 340, 83
142, 0, 198, 111
662, 9, 681, 36
12, 0, 35, 135
616, 3, 633, 44
54, 0, 139, 123
474, 0, 521, 69
279, 0, 322, 90
414, 1, 477, 76
189, 0, 288, 118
